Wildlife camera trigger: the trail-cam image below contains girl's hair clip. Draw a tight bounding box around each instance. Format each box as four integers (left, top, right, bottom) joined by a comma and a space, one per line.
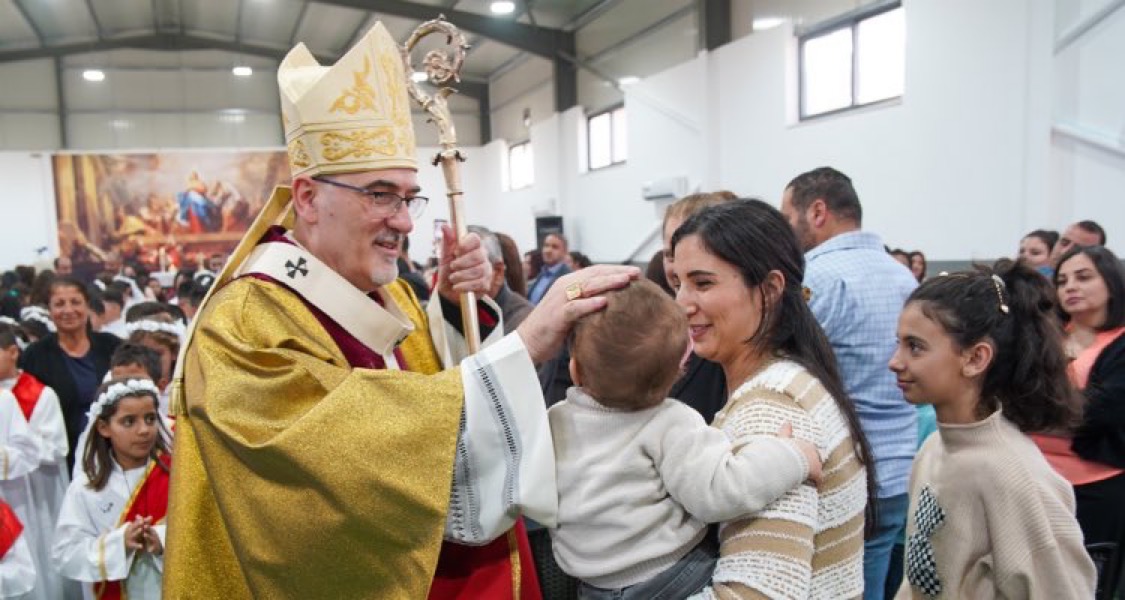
990, 274, 1009, 314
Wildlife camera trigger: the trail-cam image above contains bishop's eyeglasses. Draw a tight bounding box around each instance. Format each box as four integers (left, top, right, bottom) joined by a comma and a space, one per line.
312, 176, 429, 219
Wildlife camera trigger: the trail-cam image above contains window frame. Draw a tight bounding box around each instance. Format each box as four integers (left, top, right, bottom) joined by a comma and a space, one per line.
586, 104, 627, 171
507, 140, 534, 191
797, 1, 903, 121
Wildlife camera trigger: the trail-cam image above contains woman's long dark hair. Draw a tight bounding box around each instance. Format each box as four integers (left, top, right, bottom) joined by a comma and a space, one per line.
909, 260, 1080, 432
84, 379, 172, 491
671, 198, 877, 533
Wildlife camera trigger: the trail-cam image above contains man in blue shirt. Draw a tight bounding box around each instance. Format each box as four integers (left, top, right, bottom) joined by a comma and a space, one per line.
781, 167, 918, 600
527, 233, 572, 304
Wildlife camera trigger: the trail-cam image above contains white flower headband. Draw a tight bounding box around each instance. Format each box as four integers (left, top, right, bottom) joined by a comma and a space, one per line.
19, 306, 56, 332
0, 317, 26, 350
84, 379, 161, 432
126, 319, 185, 343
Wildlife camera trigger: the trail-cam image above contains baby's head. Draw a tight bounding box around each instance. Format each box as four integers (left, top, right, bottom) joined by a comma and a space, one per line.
570, 279, 689, 411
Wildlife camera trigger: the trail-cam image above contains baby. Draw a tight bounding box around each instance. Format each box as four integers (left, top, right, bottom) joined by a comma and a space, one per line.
548, 279, 818, 598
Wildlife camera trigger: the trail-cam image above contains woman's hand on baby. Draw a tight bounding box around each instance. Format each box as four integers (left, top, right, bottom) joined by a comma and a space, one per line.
778, 422, 822, 485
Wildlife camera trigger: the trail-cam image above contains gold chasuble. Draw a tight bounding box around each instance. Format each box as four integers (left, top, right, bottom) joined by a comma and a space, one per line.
165, 270, 461, 598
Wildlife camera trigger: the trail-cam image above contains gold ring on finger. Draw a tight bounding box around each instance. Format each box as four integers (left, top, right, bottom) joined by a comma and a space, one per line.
565, 282, 583, 301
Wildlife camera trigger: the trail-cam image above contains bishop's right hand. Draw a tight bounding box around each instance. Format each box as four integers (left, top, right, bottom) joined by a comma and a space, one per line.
516, 265, 640, 365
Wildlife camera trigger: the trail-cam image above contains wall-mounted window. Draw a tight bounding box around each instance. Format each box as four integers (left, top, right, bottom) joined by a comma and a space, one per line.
587, 106, 627, 170
799, 2, 904, 120
508, 141, 534, 190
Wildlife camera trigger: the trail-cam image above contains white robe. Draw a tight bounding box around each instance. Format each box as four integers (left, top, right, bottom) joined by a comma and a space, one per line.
0, 377, 70, 600
424, 298, 559, 543
52, 461, 165, 600
0, 534, 36, 599
0, 393, 39, 599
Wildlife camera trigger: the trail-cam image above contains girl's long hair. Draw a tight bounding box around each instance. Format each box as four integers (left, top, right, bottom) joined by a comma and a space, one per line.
84, 380, 172, 491
908, 260, 1080, 432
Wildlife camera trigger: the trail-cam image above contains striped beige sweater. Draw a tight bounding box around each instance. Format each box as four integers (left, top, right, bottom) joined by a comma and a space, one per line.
700, 360, 866, 600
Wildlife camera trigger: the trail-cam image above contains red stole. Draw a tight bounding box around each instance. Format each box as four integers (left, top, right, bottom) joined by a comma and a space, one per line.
0, 500, 23, 559
96, 454, 171, 600
11, 371, 46, 422
250, 227, 541, 599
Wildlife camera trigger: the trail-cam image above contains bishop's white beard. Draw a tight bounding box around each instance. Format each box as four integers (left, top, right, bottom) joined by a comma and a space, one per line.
371, 261, 400, 287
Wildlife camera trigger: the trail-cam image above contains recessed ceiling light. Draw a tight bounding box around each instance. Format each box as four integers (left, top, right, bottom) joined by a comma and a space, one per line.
490, 1, 516, 15
752, 17, 785, 31
618, 76, 640, 87
232, 65, 253, 77
83, 69, 105, 82
411, 71, 428, 83
110, 118, 130, 129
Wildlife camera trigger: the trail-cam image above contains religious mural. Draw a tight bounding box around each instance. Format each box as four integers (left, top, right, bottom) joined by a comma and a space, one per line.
52, 150, 288, 281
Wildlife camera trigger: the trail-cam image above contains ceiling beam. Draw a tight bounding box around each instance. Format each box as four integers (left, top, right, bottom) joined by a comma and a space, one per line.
0, 34, 331, 64
487, 51, 531, 82
317, 0, 571, 59
288, 1, 311, 46
699, 0, 731, 52
12, 0, 45, 45
563, 0, 623, 32
340, 13, 372, 54
0, 32, 488, 102
55, 57, 68, 147
587, 4, 693, 64
235, 0, 245, 47
84, 0, 106, 39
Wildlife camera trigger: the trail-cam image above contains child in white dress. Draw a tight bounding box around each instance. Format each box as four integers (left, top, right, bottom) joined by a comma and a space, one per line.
0, 322, 68, 600
52, 378, 172, 600
0, 498, 36, 599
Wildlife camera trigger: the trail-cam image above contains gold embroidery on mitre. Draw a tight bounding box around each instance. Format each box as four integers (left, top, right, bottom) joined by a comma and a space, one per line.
278, 23, 416, 176
330, 55, 379, 115
379, 54, 409, 127
320, 129, 397, 162
288, 139, 312, 168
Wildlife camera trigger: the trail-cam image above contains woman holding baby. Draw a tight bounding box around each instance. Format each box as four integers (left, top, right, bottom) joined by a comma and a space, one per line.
668, 198, 873, 599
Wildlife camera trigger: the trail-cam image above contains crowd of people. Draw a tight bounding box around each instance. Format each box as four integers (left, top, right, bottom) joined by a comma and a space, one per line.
0, 21, 1121, 600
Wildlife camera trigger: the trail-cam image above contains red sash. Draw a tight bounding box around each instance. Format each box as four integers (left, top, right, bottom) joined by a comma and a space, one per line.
0, 500, 23, 558
11, 371, 46, 422
96, 454, 171, 600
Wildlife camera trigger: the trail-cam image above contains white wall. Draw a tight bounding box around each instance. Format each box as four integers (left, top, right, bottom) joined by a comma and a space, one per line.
0, 152, 59, 268
1050, 0, 1125, 239
466, 0, 1122, 263
713, 0, 1053, 260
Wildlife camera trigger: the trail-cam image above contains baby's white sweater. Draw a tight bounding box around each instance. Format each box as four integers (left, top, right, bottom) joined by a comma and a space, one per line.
548, 387, 809, 589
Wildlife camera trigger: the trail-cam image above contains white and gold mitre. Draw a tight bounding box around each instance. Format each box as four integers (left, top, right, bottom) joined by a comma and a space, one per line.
279, 22, 416, 177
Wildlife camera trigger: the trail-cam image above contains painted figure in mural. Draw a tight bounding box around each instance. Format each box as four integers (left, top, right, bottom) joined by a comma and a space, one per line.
175, 171, 222, 233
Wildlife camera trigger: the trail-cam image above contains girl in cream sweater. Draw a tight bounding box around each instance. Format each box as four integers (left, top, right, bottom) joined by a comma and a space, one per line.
889, 261, 1096, 598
